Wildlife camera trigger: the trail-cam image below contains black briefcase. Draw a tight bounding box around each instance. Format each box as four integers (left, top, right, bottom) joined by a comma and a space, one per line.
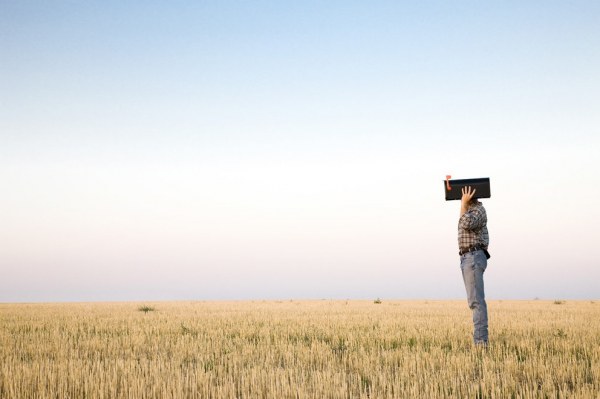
444, 177, 491, 201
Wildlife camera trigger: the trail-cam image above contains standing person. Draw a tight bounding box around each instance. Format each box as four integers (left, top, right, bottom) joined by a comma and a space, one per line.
458, 186, 490, 346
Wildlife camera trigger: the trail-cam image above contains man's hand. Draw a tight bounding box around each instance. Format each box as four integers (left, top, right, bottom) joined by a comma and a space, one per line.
460, 186, 476, 216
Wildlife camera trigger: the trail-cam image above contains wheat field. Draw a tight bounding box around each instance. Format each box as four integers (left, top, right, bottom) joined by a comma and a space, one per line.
1, 300, 598, 398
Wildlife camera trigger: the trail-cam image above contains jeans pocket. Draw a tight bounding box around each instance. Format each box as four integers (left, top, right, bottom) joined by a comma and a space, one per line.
474, 251, 487, 271
461, 253, 475, 270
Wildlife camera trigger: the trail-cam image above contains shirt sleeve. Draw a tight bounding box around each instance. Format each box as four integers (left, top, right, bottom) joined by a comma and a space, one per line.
458, 207, 486, 231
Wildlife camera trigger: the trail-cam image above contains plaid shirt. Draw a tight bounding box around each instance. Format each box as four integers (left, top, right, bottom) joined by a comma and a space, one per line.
458, 201, 489, 251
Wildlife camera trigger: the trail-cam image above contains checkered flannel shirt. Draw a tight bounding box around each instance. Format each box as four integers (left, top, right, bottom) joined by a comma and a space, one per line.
458, 201, 489, 251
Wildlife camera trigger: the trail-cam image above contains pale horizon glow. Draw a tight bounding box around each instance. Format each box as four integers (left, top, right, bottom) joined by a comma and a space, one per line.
1, 1, 599, 302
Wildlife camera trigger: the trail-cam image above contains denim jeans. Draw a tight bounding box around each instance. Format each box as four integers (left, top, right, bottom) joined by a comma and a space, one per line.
460, 250, 488, 344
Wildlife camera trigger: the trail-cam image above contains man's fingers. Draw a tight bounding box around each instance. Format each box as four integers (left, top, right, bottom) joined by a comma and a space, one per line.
461, 186, 477, 200
461, 186, 476, 198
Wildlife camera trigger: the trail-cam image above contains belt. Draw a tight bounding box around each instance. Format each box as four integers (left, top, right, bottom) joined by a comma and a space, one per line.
459, 246, 484, 256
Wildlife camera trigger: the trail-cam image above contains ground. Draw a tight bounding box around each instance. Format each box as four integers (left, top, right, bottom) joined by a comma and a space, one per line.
1, 300, 598, 398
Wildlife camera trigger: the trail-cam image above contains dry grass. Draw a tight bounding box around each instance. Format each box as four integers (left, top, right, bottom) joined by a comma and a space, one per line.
1, 300, 598, 398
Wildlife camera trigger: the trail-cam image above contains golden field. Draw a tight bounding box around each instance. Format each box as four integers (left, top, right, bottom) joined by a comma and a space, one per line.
1, 300, 598, 398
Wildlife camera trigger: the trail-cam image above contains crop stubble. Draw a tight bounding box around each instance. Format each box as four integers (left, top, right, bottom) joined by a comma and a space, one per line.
1, 300, 598, 398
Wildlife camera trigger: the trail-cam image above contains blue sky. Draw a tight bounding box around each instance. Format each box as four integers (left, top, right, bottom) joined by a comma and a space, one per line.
1, 1, 599, 301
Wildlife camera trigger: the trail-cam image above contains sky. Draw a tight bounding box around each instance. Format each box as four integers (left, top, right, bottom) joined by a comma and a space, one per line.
1, 1, 599, 302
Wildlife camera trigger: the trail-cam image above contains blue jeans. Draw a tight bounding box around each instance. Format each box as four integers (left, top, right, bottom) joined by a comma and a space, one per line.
460, 250, 488, 344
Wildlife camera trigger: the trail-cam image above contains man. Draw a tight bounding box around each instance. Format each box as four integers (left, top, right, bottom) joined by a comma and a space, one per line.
458, 186, 490, 346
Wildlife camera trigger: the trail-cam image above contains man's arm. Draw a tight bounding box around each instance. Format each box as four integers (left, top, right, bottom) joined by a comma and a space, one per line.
459, 186, 486, 231
460, 186, 476, 216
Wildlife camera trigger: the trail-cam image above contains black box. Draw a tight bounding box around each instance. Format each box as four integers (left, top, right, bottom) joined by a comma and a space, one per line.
444, 177, 491, 201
